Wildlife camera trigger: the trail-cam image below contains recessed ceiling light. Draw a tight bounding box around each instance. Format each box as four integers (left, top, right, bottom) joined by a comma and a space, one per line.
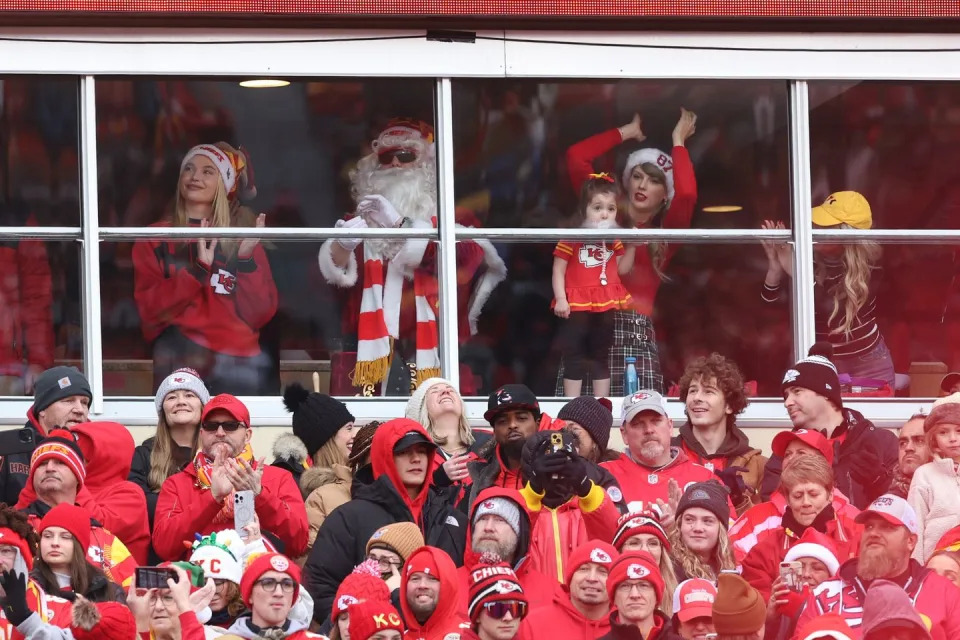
702, 205, 743, 213
239, 79, 291, 89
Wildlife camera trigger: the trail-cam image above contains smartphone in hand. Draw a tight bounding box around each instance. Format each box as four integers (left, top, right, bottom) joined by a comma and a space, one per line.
779, 561, 803, 591
135, 567, 178, 589
234, 490, 255, 538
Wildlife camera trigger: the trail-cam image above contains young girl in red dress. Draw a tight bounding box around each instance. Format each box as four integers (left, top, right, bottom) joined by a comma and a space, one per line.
552, 174, 635, 397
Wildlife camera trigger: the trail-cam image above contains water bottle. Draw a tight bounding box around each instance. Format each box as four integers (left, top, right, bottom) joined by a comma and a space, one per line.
624, 356, 639, 395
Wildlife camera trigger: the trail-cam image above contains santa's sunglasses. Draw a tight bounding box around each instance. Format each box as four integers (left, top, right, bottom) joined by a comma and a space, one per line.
378, 148, 418, 165
482, 601, 527, 620
200, 420, 245, 433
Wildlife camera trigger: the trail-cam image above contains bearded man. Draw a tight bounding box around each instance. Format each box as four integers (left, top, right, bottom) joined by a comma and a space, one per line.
317, 119, 506, 393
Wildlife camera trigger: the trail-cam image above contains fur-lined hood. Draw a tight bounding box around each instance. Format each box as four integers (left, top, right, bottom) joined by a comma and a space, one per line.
272, 432, 309, 469
300, 464, 351, 497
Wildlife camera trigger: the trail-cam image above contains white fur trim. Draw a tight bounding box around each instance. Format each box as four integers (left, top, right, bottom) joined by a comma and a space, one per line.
182, 145, 236, 194
466, 235, 507, 335
318, 239, 358, 288
784, 541, 840, 575
622, 147, 675, 202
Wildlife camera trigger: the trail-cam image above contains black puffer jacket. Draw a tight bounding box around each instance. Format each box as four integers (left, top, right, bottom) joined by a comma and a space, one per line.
302, 419, 467, 625
0, 410, 45, 506
30, 568, 126, 604
760, 407, 897, 509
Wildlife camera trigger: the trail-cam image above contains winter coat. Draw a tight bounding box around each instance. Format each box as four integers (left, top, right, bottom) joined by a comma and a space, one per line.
457, 487, 556, 612
152, 457, 308, 561
29, 568, 126, 604
596, 611, 680, 640
760, 408, 898, 509
673, 422, 767, 516
401, 546, 470, 640
908, 456, 960, 563
740, 504, 861, 599
465, 440, 525, 513
433, 431, 492, 508
303, 464, 353, 551
271, 432, 312, 493
304, 419, 467, 625
226, 617, 326, 639
0, 409, 46, 507
2, 580, 71, 640
601, 448, 728, 515
128, 435, 194, 529
519, 586, 611, 640
729, 488, 859, 562
792, 557, 960, 639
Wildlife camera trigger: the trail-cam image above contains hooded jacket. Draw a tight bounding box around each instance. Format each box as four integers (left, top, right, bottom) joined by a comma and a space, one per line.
457, 487, 556, 612
520, 585, 611, 640
151, 452, 308, 562
226, 616, 326, 639
760, 408, 898, 509
792, 557, 960, 640
0, 409, 48, 507
302, 464, 353, 551
597, 611, 679, 640
908, 455, 960, 563
304, 419, 467, 625
15, 421, 151, 565
673, 422, 767, 516
402, 546, 470, 640
600, 448, 723, 514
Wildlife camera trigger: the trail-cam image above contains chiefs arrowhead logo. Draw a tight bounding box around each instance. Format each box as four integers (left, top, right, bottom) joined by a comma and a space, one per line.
495, 580, 521, 594
590, 548, 612, 564
338, 595, 359, 611
626, 564, 650, 580
482, 501, 495, 510
496, 389, 512, 404
270, 556, 290, 572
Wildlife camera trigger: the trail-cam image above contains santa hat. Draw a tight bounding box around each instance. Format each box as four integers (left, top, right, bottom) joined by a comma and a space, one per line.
30, 429, 85, 488
796, 613, 855, 640
606, 551, 664, 604
38, 503, 92, 555
467, 553, 527, 621
0, 527, 34, 571
348, 600, 405, 640
240, 553, 300, 608
189, 530, 245, 585
622, 148, 675, 202
181, 142, 255, 200
783, 528, 841, 576
612, 511, 670, 553
70, 598, 137, 640
564, 540, 618, 586
333, 559, 390, 620
372, 118, 435, 158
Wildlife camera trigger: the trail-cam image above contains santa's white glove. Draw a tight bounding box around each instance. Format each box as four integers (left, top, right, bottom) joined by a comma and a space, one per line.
334, 216, 367, 251
357, 194, 402, 229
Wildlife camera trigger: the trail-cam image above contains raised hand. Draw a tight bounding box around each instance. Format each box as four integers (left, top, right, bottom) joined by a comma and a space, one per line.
358, 194, 402, 229
761, 220, 792, 278
441, 453, 471, 483
226, 456, 264, 495
210, 450, 234, 502
619, 113, 646, 144
334, 216, 368, 252
672, 107, 697, 147
237, 213, 266, 260
166, 565, 193, 614
197, 218, 218, 267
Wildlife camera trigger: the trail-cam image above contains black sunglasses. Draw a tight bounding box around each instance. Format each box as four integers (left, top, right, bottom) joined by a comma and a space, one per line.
200, 421, 245, 433
378, 149, 417, 165
482, 601, 527, 620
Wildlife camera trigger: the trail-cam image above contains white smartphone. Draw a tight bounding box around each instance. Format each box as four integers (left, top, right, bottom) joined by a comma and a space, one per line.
234, 490, 256, 538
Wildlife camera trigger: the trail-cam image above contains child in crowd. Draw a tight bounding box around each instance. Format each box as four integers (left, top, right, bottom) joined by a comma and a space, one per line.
552, 173, 634, 397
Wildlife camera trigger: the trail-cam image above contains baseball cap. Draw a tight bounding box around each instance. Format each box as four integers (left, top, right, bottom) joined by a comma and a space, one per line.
771, 428, 834, 465
673, 578, 717, 623
621, 390, 668, 424
855, 494, 918, 534
393, 430, 436, 454
201, 394, 251, 426
811, 191, 872, 230
484, 384, 540, 423
940, 372, 960, 394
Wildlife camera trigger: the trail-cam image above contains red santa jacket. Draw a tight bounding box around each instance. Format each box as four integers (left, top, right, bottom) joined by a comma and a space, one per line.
402, 547, 470, 640
792, 558, 960, 639
152, 459, 308, 561
519, 585, 611, 640
132, 220, 278, 356
600, 448, 721, 514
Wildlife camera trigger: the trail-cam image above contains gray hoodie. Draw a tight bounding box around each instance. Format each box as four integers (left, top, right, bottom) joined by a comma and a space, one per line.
861, 579, 933, 640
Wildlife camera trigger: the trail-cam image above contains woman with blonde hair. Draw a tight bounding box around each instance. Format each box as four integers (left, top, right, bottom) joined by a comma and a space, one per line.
132, 142, 278, 395
612, 511, 680, 616
668, 482, 737, 583
762, 191, 892, 387
129, 367, 210, 538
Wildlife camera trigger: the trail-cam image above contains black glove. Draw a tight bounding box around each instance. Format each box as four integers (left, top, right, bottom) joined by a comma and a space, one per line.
526, 452, 567, 494
0, 569, 31, 625
714, 466, 749, 502
562, 454, 593, 498
848, 448, 882, 485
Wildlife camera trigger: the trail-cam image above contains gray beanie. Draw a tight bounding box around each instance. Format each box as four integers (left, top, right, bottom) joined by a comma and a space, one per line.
472, 496, 521, 538
155, 368, 210, 414
33, 366, 91, 413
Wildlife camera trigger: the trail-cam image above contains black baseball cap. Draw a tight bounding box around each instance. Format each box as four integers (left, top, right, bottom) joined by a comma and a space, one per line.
484, 384, 540, 424
393, 431, 436, 454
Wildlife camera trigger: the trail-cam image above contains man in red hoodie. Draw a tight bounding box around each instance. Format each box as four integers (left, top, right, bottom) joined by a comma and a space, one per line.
152, 394, 308, 561
402, 546, 470, 640
521, 540, 618, 640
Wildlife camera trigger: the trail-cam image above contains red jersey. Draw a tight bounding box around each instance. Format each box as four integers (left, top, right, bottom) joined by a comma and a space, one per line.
566, 129, 697, 316
601, 448, 725, 514
553, 241, 631, 313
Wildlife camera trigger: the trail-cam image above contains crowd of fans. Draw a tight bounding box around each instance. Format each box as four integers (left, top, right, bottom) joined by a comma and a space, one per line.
0, 342, 957, 639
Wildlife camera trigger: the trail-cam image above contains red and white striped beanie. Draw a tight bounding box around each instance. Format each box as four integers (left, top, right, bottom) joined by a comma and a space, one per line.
30, 429, 85, 488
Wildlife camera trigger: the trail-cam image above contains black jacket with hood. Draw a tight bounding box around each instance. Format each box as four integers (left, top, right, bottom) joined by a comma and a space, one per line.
0, 408, 46, 506
760, 407, 897, 509
303, 418, 467, 625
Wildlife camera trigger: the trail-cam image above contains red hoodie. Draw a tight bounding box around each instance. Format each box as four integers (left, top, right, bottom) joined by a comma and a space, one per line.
520, 584, 611, 640
402, 546, 470, 640
601, 448, 721, 514
15, 421, 150, 565
372, 419, 441, 526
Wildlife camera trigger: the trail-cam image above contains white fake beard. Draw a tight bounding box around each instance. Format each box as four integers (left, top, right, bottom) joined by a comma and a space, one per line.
581, 218, 620, 230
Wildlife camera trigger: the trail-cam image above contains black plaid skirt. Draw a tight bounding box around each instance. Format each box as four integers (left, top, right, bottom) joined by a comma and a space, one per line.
555, 309, 664, 396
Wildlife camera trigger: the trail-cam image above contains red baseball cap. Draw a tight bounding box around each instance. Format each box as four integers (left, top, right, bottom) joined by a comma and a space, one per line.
201, 394, 251, 426
672, 578, 717, 623
772, 428, 833, 465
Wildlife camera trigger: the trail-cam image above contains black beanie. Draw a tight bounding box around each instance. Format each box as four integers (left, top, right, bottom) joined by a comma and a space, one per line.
33, 366, 92, 414
781, 342, 843, 409
282, 383, 355, 458
557, 396, 612, 450
676, 480, 731, 528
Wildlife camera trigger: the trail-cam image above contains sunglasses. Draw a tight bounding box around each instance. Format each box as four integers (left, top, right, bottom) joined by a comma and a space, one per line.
200, 421, 245, 433
378, 148, 417, 165
482, 601, 527, 620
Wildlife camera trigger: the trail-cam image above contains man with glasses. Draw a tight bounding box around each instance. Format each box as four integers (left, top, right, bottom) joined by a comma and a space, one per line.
400, 546, 469, 640
366, 521, 424, 588
152, 394, 308, 560
599, 551, 674, 640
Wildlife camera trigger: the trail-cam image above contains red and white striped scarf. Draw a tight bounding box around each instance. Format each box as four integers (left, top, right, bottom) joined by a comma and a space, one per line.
353, 223, 440, 388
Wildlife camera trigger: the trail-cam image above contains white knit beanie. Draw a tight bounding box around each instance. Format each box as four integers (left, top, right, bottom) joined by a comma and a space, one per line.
155, 368, 210, 414
621, 147, 675, 202
405, 377, 456, 427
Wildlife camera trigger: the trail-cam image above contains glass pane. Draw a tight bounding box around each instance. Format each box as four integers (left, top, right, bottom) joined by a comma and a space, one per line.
1, 77, 80, 225
451, 79, 790, 230
809, 81, 960, 229
102, 236, 440, 397
460, 240, 793, 398
0, 239, 82, 395
95, 78, 435, 228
